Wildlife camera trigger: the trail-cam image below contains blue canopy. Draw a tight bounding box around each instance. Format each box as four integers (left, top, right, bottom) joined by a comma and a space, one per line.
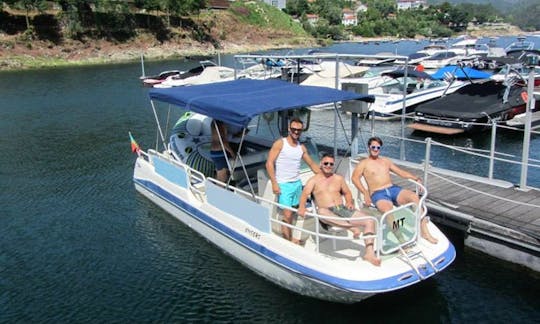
431, 66, 492, 80
149, 79, 374, 127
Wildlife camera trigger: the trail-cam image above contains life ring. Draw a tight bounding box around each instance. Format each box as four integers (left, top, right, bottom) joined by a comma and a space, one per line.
262, 112, 275, 122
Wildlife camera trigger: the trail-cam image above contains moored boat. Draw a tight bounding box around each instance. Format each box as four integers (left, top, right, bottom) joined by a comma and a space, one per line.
410, 79, 531, 134
130, 79, 455, 303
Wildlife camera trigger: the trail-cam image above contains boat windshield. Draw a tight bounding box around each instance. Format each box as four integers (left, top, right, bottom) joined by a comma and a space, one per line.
429, 51, 458, 60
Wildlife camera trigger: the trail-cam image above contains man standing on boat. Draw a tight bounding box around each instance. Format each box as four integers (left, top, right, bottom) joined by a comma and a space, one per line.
297, 153, 381, 266
266, 117, 319, 244
210, 120, 236, 183
352, 136, 438, 244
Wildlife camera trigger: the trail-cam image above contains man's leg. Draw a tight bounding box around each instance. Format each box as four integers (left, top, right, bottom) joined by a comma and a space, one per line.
396, 189, 438, 244
216, 168, 228, 183
281, 208, 294, 241
375, 199, 406, 243
351, 210, 381, 266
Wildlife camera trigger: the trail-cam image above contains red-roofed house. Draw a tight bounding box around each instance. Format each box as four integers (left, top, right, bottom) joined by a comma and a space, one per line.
342, 9, 357, 26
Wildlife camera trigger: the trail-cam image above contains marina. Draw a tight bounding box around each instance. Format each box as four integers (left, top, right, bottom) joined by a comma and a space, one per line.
2, 36, 540, 321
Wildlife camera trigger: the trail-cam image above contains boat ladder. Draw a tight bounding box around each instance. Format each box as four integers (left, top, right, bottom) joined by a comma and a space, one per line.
397, 245, 438, 280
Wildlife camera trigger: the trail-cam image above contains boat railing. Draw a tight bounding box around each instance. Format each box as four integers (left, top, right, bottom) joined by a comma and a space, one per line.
148, 150, 425, 258
357, 118, 540, 190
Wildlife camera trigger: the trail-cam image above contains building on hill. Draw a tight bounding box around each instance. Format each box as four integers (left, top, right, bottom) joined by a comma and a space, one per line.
306, 14, 319, 26
262, 0, 286, 10
397, 0, 427, 10
342, 8, 357, 26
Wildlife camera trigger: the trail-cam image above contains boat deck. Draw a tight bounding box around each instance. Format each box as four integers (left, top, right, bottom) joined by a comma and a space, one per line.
391, 163, 540, 271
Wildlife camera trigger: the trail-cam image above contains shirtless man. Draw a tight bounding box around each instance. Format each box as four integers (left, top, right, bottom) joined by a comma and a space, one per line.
210, 120, 236, 183
297, 153, 381, 266
266, 118, 319, 243
352, 136, 438, 244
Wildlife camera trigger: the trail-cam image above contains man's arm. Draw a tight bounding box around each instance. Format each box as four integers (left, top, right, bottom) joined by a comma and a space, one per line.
351, 160, 371, 206
297, 177, 316, 217
339, 176, 355, 209
389, 160, 421, 182
265, 139, 283, 194
220, 124, 235, 157
301, 145, 320, 174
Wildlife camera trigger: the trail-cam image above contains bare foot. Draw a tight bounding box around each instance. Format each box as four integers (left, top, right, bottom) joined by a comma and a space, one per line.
364, 253, 381, 266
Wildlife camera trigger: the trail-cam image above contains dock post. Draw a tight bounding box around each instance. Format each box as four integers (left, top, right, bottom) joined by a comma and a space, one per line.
488, 120, 497, 180
423, 137, 431, 187
519, 69, 535, 190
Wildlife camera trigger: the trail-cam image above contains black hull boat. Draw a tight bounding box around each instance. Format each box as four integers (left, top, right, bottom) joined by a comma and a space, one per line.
409, 80, 529, 135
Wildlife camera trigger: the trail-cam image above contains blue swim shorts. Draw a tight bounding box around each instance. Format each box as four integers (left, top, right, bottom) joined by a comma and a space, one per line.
278, 180, 302, 208
210, 150, 228, 170
371, 185, 402, 206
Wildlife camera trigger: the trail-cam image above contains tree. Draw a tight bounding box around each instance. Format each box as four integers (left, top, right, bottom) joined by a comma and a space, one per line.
3, 0, 48, 30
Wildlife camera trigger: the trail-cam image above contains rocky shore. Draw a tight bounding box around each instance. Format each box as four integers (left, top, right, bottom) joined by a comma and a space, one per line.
0, 18, 527, 72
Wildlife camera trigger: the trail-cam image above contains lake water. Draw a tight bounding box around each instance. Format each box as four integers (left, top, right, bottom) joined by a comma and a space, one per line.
1, 36, 539, 322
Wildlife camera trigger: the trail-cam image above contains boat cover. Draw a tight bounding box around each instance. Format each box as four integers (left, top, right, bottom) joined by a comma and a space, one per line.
381, 67, 433, 80
415, 80, 526, 119
430, 66, 492, 80
149, 79, 375, 127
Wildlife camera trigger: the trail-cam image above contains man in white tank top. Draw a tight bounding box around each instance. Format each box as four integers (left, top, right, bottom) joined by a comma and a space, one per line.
266, 118, 319, 243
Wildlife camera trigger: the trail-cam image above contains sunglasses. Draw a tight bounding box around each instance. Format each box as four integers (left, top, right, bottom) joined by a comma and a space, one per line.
322, 162, 334, 166
290, 127, 303, 133
370, 145, 382, 151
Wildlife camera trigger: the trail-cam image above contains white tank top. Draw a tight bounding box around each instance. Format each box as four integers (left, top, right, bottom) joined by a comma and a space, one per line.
275, 138, 303, 183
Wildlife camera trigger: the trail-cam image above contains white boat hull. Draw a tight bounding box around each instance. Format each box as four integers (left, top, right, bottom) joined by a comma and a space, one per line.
133, 153, 456, 303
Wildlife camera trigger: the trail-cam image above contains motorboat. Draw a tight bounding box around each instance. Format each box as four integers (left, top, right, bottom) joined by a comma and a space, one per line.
421, 50, 467, 70
140, 69, 183, 87
505, 111, 540, 130
417, 43, 447, 56
355, 52, 397, 67
490, 64, 540, 87
410, 79, 531, 134
154, 64, 236, 88
505, 36, 535, 54
365, 67, 471, 120
299, 61, 369, 88
131, 79, 455, 303
141, 60, 216, 87
449, 38, 490, 58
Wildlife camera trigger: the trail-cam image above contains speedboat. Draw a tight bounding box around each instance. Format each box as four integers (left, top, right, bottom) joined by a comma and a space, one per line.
155, 63, 235, 88
141, 60, 216, 87
410, 79, 531, 134
505, 36, 535, 54
299, 61, 369, 88
130, 79, 455, 303
366, 67, 470, 120
422, 50, 467, 70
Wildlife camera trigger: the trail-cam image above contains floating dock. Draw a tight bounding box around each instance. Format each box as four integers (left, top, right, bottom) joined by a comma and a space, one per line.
391, 161, 540, 272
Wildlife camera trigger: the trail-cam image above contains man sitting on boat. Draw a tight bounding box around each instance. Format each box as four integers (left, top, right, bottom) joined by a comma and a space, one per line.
297, 153, 381, 266
352, 136, 438, 244
266, 118, 319, 244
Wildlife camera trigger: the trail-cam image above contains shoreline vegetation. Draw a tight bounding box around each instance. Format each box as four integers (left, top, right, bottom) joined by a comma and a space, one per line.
0, 9, 528, 72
